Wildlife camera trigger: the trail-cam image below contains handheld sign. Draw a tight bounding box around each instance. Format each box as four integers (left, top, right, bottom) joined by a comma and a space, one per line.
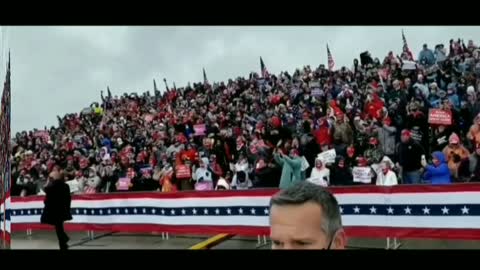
193, 124, 206, 137
317, 149, 336, 164
353, 167, 372, 184
117, 177, 131, 191
428, 109, 452, 125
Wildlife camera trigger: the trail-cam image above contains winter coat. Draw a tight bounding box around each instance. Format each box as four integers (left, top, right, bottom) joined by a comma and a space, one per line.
274, 153, 304, 189
397, 139, 425, 172
332, 121, 353, 145
308, 159, 330, 186
443, 144, 470, 178
376, 125, 397, 156
376, 170, 398, 186
41, 180, 72, 225
424, 151, 451, 185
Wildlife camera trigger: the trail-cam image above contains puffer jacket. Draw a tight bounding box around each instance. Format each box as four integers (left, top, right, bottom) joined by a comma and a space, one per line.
424, 151, 451, 185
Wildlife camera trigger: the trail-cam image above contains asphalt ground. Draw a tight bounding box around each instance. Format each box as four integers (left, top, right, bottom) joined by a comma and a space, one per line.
11, 231, 480, 250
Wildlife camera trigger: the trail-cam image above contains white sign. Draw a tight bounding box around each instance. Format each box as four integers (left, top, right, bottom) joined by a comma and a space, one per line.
402, 60, 417, 70
317, 149, 336, 164
66, 180, 80, 193
352, 167, 372, 184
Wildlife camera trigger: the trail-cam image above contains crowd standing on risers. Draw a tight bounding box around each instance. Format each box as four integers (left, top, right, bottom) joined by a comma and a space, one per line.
12, 38, 480, 196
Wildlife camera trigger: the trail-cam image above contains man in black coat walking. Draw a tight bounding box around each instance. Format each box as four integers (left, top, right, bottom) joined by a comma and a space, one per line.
40, 168, 72, 250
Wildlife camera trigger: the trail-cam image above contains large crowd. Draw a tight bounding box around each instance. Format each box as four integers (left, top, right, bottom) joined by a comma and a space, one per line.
11, 38, 480, 196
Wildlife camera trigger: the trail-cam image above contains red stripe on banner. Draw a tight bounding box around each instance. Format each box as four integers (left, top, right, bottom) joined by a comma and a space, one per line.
11, 223, 480, 241
12, 183, 480, 204
12, 223, 270, 237
12, 189, 279, 203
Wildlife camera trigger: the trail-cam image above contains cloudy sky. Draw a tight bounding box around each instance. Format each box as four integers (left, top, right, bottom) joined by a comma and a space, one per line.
4, 26, 480, 134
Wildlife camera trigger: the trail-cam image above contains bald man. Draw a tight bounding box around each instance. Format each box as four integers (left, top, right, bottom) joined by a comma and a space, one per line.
41, 169, 72, 250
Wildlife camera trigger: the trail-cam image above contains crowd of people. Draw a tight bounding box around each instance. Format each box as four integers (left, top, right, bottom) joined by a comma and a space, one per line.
11, 38, 480, 196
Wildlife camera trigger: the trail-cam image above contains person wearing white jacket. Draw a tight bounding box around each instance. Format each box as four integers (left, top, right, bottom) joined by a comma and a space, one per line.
307, 158, 330, 187
375, 157, 398, 186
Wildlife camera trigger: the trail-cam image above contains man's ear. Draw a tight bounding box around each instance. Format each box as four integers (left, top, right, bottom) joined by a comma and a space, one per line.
332, 229, 347, 250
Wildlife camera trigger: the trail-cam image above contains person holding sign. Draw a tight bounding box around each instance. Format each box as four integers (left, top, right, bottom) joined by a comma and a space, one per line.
274, 148, 304, 189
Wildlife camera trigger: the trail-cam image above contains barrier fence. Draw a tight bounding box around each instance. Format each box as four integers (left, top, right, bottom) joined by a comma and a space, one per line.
3, 183, 480, 242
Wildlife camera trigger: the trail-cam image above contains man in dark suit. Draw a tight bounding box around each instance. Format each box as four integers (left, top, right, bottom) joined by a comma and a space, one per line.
41, 168, 72, 250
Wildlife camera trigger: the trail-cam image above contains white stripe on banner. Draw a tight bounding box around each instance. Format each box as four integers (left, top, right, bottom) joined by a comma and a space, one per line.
388, 192, 480, 205
11, 196, 272, 210
14, 215, 269, 227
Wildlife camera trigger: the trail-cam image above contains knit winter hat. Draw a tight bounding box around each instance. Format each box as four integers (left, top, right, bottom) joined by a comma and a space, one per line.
449, 133, 460, 144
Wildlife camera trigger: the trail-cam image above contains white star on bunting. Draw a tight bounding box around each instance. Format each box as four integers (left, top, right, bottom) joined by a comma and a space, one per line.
34, 210, 37, 214
116, 209, 120, 214
226, 208, 231, 214
181, 209, 186, 215
133, 209, 138, 214
239, 208, 244, 214
461, 206, 469, 215
204, 209, 209, 214
251, 208, 256, 214
404, 207, 412, 214
84, 210, 87, 214
215, 209, 220, 215
12, 211, 15, 215
161, 209, 165, 215
441, 207, 449, 215
152, 209, 156, 214
21, 210, 24, 215
142, 208, 146, 214
192, 208, 197, 215
353, 206, 360, 213
422, 207, 430, 215
125, 209, 129, 214
99, 210, 103, 215
264, 208, 269, 215
387, 207, 394, 214
171, 209, 175, 215
76, 209, 79, 214
91, 210, 95, 214
108, 209, 111, 214
369, 206, 377, 214
28, 210, 31, 215
339, 207, 343, 214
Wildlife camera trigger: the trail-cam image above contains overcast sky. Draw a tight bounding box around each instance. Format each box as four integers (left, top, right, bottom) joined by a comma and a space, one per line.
5, 26, 480, 134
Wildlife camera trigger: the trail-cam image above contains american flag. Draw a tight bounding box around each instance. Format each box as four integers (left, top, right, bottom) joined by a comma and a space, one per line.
402, 29, 414, 61
260, 57, 269, 78
327, 44, 335, 71
0, 52, 11, 246
9, 184, 480, 240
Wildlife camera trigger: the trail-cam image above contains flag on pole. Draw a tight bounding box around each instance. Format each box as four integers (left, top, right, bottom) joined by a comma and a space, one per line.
327, 44, 335, 71
153, 79, 158, 92
0, 51, 11, 248
107, 86, 112, 100
260, 57, 269, 78
203, 68, 208, 85
402, 29, 414, 61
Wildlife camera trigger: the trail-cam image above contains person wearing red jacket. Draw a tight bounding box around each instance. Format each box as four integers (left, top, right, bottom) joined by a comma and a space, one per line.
313, 118, 332, 147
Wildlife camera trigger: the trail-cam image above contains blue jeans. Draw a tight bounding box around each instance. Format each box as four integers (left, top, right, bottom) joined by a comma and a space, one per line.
402, 170, 421, 184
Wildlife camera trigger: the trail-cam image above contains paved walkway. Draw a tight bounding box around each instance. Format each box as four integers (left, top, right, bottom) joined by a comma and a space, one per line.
11, 232, 480, 250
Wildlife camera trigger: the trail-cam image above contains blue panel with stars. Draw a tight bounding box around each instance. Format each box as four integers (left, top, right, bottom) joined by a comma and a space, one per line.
9, 204, 479, 217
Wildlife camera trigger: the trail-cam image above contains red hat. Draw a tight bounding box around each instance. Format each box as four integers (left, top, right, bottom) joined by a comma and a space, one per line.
383, 117, 392, 126
271, 116, 282, 129
401, 129, 412, 138
449, 133, 460, 144
357, 157, 368, 166
369, 137, 379, 145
